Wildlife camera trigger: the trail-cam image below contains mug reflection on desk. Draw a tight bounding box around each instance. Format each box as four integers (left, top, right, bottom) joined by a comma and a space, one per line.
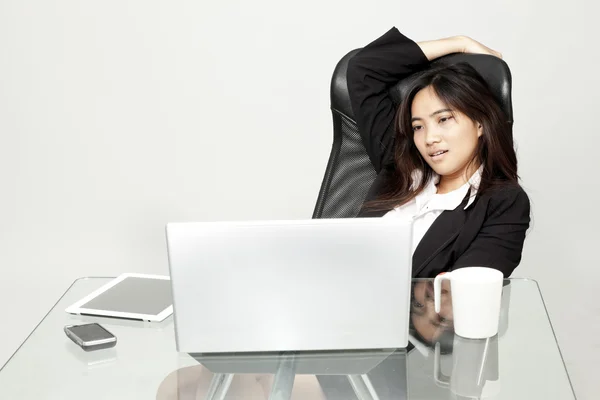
434, 335, 500, 399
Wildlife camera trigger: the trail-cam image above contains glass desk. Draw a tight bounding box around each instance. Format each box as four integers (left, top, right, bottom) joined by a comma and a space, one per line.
0, 278, 576, 399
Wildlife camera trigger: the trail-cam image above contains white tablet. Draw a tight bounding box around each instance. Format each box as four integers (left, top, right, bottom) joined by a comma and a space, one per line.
65, 273, 173, 322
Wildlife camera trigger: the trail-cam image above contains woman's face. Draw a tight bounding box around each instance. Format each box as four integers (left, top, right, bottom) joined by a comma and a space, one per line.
410, 86, 482, 180
411, 281, 454, 343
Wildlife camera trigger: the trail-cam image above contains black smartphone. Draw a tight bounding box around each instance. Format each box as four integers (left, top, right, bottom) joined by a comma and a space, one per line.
64, 323, 117, 351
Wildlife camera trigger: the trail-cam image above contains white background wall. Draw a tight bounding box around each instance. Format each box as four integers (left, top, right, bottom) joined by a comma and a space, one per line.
0, 1, 597, 398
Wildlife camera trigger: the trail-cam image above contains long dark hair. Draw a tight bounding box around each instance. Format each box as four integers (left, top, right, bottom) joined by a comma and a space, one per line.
364, 62, 519, 212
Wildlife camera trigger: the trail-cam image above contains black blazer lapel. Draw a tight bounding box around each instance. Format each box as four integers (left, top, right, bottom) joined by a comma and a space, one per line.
412, 206, 468, 277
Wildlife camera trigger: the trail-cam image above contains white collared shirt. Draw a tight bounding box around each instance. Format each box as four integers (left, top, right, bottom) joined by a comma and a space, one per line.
383, 167, 482, 255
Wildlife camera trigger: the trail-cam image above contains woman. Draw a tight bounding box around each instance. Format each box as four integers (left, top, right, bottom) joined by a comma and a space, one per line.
156, 28, 527, 399
348, 27, 530, 278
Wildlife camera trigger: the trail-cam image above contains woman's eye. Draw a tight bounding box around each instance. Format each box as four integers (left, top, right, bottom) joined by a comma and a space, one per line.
412, 300, 424, 308
412, 125, 422, 132
439, 116, 453, 123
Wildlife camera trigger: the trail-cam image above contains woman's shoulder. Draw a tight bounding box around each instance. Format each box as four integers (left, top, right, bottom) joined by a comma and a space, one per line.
479, 183, 530, 216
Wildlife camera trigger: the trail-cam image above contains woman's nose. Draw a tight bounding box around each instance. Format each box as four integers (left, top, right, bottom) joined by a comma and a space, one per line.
425, 128, 442, 145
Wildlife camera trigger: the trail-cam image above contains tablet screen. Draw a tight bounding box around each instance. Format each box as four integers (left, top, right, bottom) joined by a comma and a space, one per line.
79, 276, 172, 316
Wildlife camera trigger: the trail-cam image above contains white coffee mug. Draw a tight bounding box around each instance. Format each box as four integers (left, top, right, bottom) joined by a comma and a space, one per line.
434, 267, 503, 339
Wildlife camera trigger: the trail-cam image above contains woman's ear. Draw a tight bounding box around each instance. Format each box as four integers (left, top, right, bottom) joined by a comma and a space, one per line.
477, 122, 483, 138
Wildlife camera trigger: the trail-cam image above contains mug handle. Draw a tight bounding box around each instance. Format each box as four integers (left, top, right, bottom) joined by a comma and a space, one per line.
434, 272, 452, 313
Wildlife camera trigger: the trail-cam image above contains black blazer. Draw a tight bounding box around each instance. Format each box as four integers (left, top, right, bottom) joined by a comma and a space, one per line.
346, 27, 531, 278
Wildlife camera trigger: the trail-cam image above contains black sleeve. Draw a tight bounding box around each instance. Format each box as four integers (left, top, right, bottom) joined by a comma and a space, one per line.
452, 188, 531, 277
346, 27, 430, 173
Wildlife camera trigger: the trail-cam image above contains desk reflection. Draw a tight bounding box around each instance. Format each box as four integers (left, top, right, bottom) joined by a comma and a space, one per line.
156, 281, 510, 400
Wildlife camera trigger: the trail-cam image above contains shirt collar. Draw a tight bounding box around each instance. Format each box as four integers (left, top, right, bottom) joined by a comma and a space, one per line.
464, 165, 483, 209
412, 166, 483, 211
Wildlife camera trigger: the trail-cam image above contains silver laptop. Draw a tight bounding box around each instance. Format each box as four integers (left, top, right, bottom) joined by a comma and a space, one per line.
165, 217, 413, 353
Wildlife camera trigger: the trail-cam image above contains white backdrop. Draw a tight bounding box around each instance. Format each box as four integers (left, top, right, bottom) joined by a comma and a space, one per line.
0, 1, 597, 398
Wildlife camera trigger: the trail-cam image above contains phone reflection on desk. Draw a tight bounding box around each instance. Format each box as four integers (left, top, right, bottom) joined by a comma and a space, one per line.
64, 341, 118, 370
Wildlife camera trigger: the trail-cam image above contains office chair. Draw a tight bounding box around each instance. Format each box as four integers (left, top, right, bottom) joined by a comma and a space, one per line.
312, 49, 514, 219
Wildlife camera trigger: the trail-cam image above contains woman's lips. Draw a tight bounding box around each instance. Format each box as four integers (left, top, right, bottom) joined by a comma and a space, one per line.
430, 150, 448, 161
